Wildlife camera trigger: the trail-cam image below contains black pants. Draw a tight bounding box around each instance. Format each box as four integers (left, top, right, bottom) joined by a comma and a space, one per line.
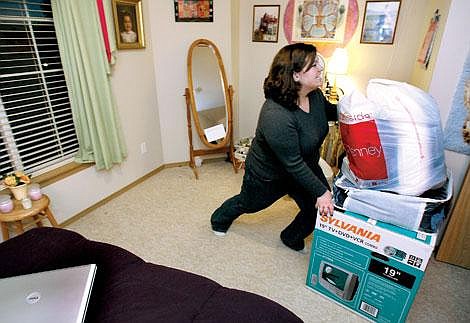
211, 168, 318, 249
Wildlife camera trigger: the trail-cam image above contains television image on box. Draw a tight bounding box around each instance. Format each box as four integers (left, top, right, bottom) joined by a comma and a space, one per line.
318, 261, 359, 301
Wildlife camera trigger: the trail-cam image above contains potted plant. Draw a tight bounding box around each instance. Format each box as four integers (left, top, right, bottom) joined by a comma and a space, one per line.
1, 171, 31, 200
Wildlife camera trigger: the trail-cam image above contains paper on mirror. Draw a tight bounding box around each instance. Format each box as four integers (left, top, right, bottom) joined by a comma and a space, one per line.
204, 124, 226, 142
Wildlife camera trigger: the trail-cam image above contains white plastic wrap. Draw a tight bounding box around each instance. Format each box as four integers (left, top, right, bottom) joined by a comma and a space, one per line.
338, 79, 447, 196
333, 171, 452, 232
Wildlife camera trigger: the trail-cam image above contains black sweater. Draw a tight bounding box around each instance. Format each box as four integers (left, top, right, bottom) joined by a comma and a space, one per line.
245, 89, 337, 198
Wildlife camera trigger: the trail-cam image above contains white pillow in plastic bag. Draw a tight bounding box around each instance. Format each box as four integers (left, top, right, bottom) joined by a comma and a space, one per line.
339, 79, 446, 196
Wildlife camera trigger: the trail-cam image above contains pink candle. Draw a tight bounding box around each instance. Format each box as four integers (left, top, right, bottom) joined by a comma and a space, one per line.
0, 194, 13, 213
28, 184, 42, 201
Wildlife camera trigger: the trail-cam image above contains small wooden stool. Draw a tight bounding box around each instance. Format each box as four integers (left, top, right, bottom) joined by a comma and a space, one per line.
0, 194, 59, 241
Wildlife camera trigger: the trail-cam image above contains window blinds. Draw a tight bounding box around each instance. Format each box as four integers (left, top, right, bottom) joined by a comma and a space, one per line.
0, 0, 79, 176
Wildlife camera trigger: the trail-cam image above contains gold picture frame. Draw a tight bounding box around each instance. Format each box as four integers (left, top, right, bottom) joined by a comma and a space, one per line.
112, 0, 145, 49
360, 1, 401, 45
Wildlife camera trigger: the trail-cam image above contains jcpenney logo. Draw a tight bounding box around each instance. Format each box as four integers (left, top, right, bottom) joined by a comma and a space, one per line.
344, 144, 383, 158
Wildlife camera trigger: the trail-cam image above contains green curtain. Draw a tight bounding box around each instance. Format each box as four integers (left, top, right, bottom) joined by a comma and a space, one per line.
51, 0, 127, 170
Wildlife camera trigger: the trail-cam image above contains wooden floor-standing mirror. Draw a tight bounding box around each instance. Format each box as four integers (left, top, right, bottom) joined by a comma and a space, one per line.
185, 38, 237, 179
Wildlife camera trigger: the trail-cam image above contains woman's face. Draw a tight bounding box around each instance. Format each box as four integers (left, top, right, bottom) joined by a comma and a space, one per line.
123, 15, 133, 32
296, 56, 324, 92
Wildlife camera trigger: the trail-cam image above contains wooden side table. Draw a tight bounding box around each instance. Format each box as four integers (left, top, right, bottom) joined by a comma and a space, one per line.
0, 194, 59, 241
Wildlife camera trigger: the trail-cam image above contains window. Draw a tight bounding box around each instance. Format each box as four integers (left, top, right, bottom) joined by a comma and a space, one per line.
0, 0, 79, 178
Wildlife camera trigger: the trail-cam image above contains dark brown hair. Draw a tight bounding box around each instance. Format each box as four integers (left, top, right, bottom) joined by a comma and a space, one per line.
263, 43, 317, 110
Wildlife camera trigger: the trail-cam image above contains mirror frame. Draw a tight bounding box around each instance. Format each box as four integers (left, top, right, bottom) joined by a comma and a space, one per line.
187, 38, 233, 149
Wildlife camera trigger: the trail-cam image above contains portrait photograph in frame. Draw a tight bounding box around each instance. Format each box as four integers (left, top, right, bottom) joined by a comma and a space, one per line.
174, 0, 213, 22
291, 0, 349, 43
360, 0, 401, 44
252, 5, 280, 43
112, 0, 145, 49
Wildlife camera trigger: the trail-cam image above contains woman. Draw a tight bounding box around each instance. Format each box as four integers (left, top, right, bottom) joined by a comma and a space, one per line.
211, 43, 336, 251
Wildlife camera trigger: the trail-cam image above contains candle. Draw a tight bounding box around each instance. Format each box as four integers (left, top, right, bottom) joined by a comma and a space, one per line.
21, 197, 32, 209
0, 194, 14, 213
28, 183, 42, 201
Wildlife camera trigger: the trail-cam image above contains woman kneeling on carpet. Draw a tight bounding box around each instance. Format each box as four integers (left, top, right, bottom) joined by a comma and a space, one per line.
211, 43, 336, 251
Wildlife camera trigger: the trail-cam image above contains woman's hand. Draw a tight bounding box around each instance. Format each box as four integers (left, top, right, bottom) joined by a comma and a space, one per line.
315, 190, 334, 216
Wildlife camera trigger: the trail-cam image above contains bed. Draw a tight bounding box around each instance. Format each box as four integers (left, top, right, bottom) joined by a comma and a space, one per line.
0, 227, 303, 322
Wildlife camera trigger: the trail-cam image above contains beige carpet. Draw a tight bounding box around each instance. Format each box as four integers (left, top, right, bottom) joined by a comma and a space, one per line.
66, 161, 470, 323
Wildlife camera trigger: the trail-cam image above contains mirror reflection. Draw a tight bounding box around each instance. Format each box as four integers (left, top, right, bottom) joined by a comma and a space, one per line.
191, 45, 227, 137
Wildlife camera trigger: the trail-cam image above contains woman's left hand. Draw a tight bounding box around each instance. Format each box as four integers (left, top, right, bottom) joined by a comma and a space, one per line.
315, 190, 334, 216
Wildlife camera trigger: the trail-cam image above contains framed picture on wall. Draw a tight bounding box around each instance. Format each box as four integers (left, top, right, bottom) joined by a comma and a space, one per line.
360, 1, 401, 44
291, 0, 349, 43
174, 0, 213, 22
252, 5, 280, 43
112, 0, 145, 49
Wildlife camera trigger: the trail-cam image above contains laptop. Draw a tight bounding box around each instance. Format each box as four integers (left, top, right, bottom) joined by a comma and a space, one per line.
0, 264, 97, 323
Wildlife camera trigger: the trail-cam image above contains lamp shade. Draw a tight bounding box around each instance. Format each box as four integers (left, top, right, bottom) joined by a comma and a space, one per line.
328, 48, 349, 75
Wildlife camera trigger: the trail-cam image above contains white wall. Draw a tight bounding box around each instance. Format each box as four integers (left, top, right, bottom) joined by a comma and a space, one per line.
347, 0, 429, 92
44, 0, 164, 224
409, 0, 452, 91
238, 0, 287, 137
428, 0, 470, 195
148, 1, 232, 163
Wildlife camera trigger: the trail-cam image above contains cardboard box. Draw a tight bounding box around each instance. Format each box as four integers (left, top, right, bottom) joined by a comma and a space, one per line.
306, 209, 438, 323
